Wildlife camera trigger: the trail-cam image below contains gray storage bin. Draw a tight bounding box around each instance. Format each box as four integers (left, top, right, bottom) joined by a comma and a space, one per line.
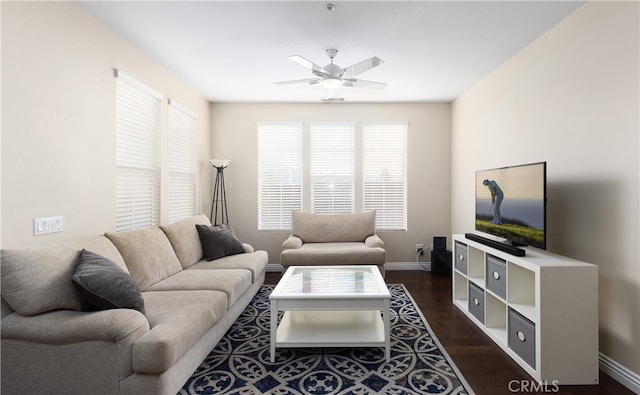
455, 241, 468, 275
508, 307, 536, 368
468, 282, 484, 324
486, 254, 507, 299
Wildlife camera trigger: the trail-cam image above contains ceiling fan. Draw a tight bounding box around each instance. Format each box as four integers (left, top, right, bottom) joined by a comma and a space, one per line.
274, 49, 386, 90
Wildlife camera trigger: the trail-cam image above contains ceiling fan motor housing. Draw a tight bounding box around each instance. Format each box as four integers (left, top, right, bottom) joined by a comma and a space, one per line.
324, 63, 343, 77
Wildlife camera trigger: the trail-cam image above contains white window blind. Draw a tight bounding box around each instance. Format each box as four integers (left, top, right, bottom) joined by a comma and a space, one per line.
257, 122, 303, 230
363, 122, 408, 230
310, 122, 355, 214
168, 99, 196, 224
115, 70, 162, 232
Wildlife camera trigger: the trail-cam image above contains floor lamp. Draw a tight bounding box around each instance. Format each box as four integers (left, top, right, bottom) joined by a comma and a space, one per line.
209, 159, 230, 225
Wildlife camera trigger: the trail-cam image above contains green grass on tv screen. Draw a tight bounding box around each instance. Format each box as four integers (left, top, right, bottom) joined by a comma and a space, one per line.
475, 220, 544, 246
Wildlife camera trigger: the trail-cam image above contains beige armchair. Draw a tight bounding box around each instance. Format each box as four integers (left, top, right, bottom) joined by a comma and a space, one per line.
280, 210, 386, 277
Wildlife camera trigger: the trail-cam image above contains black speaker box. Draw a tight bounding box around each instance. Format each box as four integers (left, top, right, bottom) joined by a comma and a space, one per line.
433, 236, 447, 251
431, 250, 452, 276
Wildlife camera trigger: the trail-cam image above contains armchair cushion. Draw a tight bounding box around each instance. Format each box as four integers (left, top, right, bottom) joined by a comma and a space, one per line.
291, 210, 376, 243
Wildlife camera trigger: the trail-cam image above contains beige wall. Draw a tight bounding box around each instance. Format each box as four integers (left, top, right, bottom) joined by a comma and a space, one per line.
209, 102, 451, 265
452, 1, 639, 377
1, 1, 211, 248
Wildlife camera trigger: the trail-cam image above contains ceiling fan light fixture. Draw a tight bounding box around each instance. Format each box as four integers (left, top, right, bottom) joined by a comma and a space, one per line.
321, 77, 343, 89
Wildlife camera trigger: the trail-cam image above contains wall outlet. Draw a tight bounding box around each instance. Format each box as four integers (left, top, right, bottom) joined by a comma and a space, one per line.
416, 243, 424, 252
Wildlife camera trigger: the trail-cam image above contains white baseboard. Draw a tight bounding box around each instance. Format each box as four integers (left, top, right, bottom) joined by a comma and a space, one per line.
386, 261, 431, 271
599, 353, 640, 394
266, 262, 431, 273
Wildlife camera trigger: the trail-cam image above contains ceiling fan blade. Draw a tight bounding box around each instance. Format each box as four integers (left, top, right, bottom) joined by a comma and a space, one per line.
288, 55, 330, 77
273, 77, 322, 86
342, 78, 387, 89
342, 56, 384, 78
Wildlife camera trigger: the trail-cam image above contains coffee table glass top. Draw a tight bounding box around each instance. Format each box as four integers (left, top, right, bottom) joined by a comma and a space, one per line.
272, 266, 388, 298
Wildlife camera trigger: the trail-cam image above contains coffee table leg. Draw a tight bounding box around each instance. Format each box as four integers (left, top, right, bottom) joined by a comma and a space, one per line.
384, 300, 391, 361
270, 301, 277, 363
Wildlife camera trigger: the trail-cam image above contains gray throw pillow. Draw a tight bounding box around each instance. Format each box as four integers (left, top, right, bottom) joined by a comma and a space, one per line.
196, 224, 245, 261
72, 249, 145, 314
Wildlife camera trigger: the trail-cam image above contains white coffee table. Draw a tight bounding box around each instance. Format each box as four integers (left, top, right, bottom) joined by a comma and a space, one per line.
269, 265, 391, 363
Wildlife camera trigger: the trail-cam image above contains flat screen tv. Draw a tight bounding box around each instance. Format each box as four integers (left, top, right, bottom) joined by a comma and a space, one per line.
475, 162, 546, 250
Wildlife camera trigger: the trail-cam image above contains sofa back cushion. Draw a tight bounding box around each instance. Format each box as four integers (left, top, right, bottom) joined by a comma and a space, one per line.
292, 210, 376, 243
106, 227, 182, 291
160, 214, 211, 268
0, 236, 126, 316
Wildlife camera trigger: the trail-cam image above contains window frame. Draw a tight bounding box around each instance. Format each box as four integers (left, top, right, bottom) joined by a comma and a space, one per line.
257, 121, 304, 231
167, 99, 197, 224
310, 122, 356, 214
362, 121, 408, 231
114, 69, 162, 232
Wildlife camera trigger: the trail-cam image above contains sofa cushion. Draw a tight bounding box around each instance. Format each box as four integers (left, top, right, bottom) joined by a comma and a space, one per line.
72, 249, 145, 314
196, 224, 245, 261
145, 269, 251, 307
106, 228, 182, 291
132, 290, 226, 374
188, 250, 268, 283
160, 214, 211, 268
292, 211, 376, 243
1, 236, 125, 316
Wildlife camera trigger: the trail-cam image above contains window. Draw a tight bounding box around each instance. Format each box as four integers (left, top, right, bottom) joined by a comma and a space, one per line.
257, 122, 303, 230
115, 70, 162, 232
310, 122, 355, 214
363, 122, 407, 230
168, 99, 196, 223
257, 121, 408, 231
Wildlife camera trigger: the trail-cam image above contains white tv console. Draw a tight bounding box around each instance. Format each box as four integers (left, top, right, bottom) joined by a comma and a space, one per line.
452, 234, 599, 385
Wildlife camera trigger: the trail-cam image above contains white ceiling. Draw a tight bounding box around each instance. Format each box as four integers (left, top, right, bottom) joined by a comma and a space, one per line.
77, 1, 585, 103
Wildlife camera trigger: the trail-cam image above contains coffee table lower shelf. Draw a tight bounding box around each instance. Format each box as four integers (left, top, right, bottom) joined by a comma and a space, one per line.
272, 310, 388, 361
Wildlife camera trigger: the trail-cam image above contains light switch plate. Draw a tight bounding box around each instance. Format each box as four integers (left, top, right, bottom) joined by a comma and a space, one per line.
33, 216, 63, 236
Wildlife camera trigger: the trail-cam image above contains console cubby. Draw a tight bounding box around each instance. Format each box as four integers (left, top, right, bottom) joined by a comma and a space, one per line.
485, 292, 508, 344
507, 262, 536, 321
467, 247, 485, 285
453, 271, 468, 307
451, 234, 599, 385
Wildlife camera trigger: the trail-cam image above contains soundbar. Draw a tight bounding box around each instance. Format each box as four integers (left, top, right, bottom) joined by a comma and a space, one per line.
464, 233, 526, 257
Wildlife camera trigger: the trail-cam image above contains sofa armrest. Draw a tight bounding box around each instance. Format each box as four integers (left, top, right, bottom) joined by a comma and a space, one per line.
2, 309, 150, 390
1, 308, 149, 344
242, 243, 255, 253
365, 234, 385, 249
282, 235, 303, 250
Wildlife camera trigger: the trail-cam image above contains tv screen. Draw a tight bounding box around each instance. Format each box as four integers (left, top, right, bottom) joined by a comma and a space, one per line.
475, 162, 546, 249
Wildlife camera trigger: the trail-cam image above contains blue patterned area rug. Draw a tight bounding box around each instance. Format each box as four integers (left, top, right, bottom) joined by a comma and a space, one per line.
180, 284, 473, 394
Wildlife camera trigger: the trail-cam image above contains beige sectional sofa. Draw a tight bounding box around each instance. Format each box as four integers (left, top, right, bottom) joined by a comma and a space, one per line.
280, 210, 386, 276
0, 214, 268, 395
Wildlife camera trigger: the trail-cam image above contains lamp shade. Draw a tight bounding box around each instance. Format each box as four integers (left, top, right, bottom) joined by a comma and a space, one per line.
209, 159, 230, 168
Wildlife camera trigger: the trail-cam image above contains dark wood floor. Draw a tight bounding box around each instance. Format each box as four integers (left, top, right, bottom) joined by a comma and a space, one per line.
265, 270, 632, 395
